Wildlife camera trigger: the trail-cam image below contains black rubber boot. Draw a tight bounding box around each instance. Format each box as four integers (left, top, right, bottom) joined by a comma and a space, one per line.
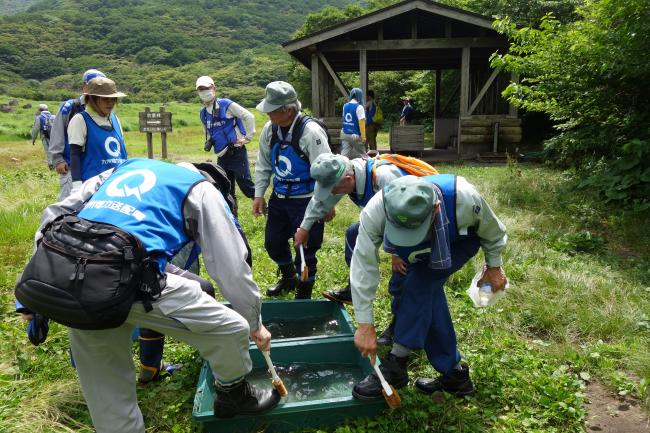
322, 283, 352, 305
267, 263, 298, 297
352, 353, 409, 401
214, 380, 280, 418
415, 363, 474, 397
376, 321, 395, 346
295, 280, 315, 300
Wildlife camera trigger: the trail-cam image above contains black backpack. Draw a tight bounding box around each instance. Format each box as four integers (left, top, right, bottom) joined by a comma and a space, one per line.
15, 215, 164, 330
271, 114, 331, 163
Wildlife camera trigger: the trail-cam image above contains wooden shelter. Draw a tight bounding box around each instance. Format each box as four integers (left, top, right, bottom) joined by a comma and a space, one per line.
283, 0, 521, 158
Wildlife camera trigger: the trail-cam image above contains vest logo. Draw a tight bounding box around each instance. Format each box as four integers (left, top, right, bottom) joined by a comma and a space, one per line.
106, 169, 157, 201
275, 155, 293, 178
105, 137, 122, 158
408, 247, 431, 263
344, 112, 353, 123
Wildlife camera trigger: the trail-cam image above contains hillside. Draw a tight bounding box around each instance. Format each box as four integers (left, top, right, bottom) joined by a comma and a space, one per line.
0, 0, 40, 15
0, 0, 350, 105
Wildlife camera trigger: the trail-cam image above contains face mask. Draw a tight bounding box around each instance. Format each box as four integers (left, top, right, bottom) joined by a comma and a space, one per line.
198, 89, 214, 103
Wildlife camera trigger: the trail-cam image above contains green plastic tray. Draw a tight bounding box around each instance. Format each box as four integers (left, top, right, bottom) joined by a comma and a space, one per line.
193, 337, 387, 433
261, 299, 355, 342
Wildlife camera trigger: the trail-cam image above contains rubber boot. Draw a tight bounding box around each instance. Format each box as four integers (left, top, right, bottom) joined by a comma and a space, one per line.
267, 263, 298, 297
415, 363, 474, 397
214, 380, 280, 418
322, 283, 352, 305
295, 280, 315, 300
352, 353, 409, 400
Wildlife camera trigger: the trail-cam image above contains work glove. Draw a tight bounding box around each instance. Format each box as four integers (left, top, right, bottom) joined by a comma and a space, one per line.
27, 313, 49, 346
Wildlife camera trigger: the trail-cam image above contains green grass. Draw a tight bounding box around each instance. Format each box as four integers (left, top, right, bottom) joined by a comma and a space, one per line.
0, 99, 648, 432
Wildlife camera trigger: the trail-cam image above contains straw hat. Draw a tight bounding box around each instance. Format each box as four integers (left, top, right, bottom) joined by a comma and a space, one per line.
84, 77, 127, 98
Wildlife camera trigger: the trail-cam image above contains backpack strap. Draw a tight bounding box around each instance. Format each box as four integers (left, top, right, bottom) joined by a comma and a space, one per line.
271, 114, 310, 164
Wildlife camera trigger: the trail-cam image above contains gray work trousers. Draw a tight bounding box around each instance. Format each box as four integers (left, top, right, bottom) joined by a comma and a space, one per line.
58, 171, 72, 201
68, 272, 252, 433
340, 131, 367, 160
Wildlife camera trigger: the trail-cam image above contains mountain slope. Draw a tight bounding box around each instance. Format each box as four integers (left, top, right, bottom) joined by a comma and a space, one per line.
0, 0, 350, 104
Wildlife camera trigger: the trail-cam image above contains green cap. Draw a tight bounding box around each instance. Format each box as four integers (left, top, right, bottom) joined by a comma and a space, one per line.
383, 176, 436, 247
256, 81, 299, 113
310, 153, 350, 201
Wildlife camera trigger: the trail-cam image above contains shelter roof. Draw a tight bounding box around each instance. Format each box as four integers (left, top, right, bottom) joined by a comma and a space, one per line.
283, 0, 509, 71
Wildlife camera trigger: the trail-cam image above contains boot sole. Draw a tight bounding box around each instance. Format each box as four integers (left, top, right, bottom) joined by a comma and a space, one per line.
322, 291, 353, 305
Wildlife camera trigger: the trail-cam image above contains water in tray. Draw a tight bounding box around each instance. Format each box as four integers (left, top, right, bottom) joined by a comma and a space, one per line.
264, 317, 339, 339
247, 363, 364, 403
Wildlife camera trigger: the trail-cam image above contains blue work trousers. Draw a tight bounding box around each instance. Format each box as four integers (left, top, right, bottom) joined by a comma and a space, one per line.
218, 146, 255, 199
388, 235, 481, 375
265, 194, 324, 281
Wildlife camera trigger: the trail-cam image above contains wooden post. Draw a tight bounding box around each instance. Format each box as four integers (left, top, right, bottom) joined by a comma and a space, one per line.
144, 107, 153, 159
458, 47, 471, 155
434, 69, 443, 148
411, 15, 418, 39
311, 52, 321, 117
160, 106, 168, 160
360, 49, 368, 103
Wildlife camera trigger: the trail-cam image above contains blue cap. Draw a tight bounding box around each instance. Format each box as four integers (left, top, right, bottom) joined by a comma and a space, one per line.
82, 69, 106, 84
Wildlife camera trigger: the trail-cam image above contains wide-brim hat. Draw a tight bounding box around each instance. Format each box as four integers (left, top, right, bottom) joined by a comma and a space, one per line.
383, 176, 436, 247
84, 77, 127, 98
256, 81, 299, 113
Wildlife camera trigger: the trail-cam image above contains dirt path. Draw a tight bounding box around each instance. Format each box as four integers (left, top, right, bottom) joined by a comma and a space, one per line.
586, 382, 650, 432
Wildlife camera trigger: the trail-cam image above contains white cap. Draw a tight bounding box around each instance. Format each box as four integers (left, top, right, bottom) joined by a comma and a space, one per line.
38, 103, 48, 111
195, 76, 215, 89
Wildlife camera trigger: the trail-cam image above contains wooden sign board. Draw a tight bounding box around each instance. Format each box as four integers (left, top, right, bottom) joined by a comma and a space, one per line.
139, 107, 171, 159
139, 111, 172, 133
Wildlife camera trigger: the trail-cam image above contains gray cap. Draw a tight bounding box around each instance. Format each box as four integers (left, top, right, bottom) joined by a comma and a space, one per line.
256, 81, 299, 113
38, 103, 48, 111
383, 176, 436, 247
310, 153, 350, 201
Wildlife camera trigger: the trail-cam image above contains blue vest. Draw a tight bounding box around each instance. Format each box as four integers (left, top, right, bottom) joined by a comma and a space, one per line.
342, 101, 361, 135
270, 125, 314, 196
349, 159, 406, 208
383, 174, 465, 264
79, 111, 128, 181
58, 98, 85, 164
78, 158, 205, 271
200, 98, 246, 155
38, 111, 53, 133
366, 101, 376, 125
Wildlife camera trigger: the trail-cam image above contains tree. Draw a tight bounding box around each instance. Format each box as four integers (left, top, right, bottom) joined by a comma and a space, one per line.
492, 0, 650, 206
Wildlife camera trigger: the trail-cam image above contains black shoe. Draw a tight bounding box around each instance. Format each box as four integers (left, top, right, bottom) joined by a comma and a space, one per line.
415, 363, 474, 397
322, 284, 352, 305
214, 380, 280, 418
352, 353, 409, 401
376, 323, 394, 346
295, 280, 315, 299
267, 264, 298, 297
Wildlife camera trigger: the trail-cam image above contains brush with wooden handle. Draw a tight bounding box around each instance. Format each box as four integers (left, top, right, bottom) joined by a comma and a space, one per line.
262, 350, 288, 397
299, 244, 309, 282
371, 357, 401, 409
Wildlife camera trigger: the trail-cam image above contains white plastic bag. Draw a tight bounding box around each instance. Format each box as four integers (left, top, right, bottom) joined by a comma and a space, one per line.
466, 271, 508, 308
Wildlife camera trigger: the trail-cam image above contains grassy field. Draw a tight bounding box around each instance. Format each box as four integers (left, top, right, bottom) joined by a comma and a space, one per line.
0, 98, 648, 432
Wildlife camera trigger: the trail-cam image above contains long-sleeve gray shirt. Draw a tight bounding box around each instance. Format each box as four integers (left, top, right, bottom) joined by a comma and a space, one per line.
34, 168, 262, 330
300, 158, 404, 231
350, 175, 508, 324
254, 116, 331, 198
49, 96, 84, 166
31, 112, 52, 144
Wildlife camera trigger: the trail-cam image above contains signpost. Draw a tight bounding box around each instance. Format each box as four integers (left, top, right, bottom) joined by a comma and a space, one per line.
139, 107, 172, 159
